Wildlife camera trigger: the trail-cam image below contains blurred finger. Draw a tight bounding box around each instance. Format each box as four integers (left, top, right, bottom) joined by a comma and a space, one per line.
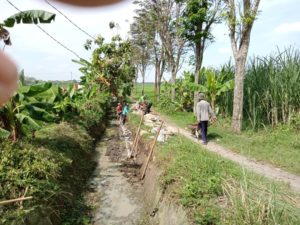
0, 52, 18, 106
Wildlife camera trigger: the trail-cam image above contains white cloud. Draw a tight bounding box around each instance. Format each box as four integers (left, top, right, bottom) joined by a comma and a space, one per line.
274, 22, 300, 33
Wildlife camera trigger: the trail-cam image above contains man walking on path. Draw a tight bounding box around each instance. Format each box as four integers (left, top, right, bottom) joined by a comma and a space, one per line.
196, 93, 216, 144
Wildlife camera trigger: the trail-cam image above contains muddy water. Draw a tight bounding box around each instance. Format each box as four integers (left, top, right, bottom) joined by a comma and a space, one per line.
86, 122, 143, 225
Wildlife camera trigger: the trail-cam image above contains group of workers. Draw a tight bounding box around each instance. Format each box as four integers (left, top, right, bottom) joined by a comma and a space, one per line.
116, 102, 129, 125
115, 95, 153, 125
115, 93, 215, 145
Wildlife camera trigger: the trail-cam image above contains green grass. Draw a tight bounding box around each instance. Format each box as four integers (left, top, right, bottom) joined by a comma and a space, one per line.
156, 134, 300, 225
157, 110, 196, 128
131, 84, 300, 175
157, 109, 300, 175
132, 83, 156, 103
0, 122, 95, 225
209, 121, 300, 175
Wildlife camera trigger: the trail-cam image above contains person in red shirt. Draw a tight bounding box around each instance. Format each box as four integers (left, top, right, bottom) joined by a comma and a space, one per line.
116, 102, 123, 120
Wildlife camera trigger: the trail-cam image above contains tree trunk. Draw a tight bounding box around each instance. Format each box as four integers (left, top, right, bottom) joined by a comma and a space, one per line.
154, 59, 160, 102
157, 60, 165, 102
135, 67, 138, 94
171, 66, 176, 101
231, 53, 247, 132
227, 0, 261, 132
142, 67, 145, 96
193, 44, 203, 115
157, 80, 161, 102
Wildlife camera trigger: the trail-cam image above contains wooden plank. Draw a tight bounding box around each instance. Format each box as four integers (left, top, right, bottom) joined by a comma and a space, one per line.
140, 121, 164, 180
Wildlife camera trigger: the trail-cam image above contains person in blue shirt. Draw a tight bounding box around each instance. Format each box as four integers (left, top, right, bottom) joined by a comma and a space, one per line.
122, 103, 129, 125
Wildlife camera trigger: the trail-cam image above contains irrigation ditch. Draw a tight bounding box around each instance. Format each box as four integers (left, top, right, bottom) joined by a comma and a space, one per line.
84, 115, 189, 225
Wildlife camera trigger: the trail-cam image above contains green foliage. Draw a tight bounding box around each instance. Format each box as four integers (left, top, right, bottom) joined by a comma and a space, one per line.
0, 82, 55, 140
3, 10, 56, 27
0, 10, 56, 45
158, 67, 233, 113
198, 67, 234, 112
218, 47, 300, 129
0, 23, 135, 225
50, 84, 81, 121
180, 0, 221, 44
0, 122, 94, 224
75, 34, 136, 98
158, 72, 194, 112
79, 93, 111, 129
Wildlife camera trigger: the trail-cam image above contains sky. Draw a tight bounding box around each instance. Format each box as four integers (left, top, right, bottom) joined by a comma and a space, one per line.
1, 0, 300, 82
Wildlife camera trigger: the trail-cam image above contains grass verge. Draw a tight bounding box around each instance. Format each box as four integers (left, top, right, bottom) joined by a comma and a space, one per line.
156, 134, 300, 225
154, 109, 300, 175
0, 122, 96, 225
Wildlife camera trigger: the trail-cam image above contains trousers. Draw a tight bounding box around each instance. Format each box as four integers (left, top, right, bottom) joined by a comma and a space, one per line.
198, 121, 208, 143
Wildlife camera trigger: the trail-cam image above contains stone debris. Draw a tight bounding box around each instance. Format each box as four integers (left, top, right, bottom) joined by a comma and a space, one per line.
133, 110, 175, 142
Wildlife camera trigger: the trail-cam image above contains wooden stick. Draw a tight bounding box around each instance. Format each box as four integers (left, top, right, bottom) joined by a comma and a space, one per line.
133, 133, 141, 158
0, 196, 33, 206
130, 113, 144, 157
140, 121, 164, 180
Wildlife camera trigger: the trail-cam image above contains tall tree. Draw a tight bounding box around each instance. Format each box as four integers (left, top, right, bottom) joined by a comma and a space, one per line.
224, 0, 261, 132
131, 0, 167, 101
180, 0, 222, 113
153, 36, 166, 101
130, 10, 152, 96
151, 0, 186, 101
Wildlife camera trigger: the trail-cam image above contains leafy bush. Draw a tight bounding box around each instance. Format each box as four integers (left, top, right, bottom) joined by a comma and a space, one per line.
0, 123, 94, 224
79, 92, 111, 129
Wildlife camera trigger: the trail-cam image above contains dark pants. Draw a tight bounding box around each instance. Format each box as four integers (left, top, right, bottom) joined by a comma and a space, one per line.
198, 121, 208, 143
122, 115, 127, 125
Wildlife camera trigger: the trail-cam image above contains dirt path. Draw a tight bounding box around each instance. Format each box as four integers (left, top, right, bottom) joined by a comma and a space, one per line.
86, 121, 143, 225
146, 112, 300, 192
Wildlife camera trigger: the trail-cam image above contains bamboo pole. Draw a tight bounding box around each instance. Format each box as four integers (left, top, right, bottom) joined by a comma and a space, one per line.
0, 196, 33, 206
140, 121, 164, 180
130, 113, 144, 157
132, 133, 142, 158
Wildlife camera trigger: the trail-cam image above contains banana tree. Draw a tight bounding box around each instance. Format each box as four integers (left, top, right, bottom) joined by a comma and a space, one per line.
75, 35, 136, 98
0, 10, 56, 47
0, 82, 55, 141
198, 68, 234, 112
48, 84, 81, 120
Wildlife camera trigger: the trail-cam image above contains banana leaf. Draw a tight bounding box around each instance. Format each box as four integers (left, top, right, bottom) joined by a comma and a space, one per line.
23, 82, 52, 97
25, 105, 55, 122
0, 128, 10, 139
4, 10, 56, 28
15, 113, 41, 130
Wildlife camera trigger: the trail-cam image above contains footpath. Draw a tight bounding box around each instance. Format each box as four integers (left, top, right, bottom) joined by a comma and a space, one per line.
146, 111, 300, 192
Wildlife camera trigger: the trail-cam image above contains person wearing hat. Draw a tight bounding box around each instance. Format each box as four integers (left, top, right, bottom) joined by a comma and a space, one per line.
196, 93, 216, 144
